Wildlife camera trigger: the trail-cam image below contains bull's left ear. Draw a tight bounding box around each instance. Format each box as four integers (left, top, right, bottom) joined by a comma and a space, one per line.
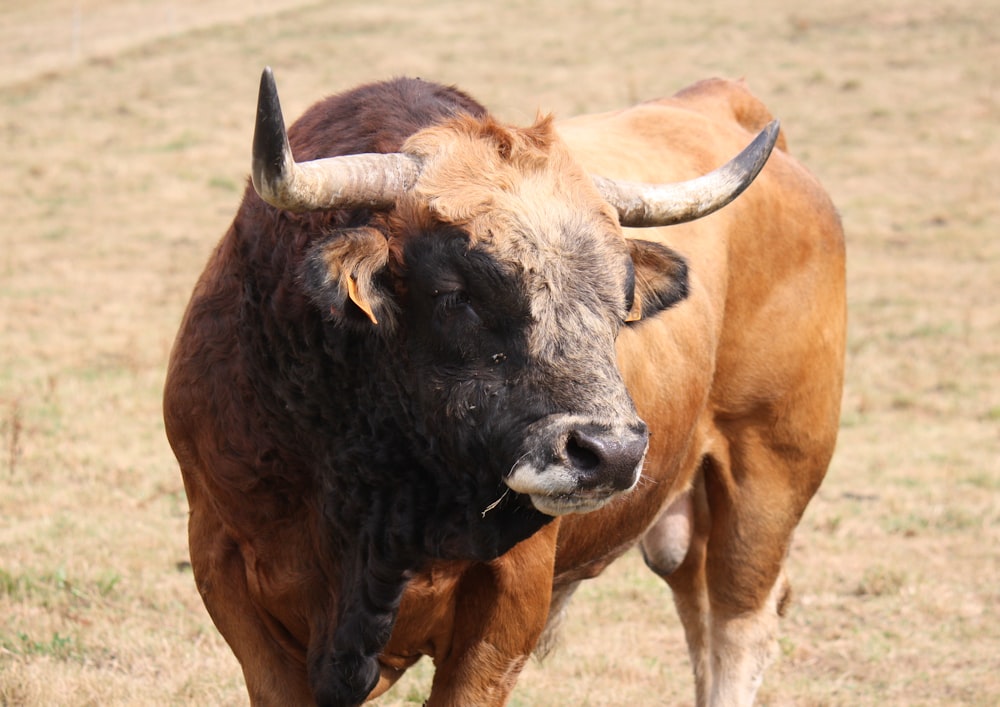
625, 239, 690, 323
302, 227, 397, 330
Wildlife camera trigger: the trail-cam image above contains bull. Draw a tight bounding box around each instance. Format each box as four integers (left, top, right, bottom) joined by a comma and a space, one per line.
163, 67, 845, 706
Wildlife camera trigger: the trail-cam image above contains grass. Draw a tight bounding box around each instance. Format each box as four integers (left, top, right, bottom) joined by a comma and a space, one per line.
1, 631, 82, 661
1, 0, 998, 705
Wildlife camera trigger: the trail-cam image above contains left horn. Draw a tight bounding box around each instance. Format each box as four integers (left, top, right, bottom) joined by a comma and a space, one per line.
592, 120, 781, 228
251, 67, 423, 212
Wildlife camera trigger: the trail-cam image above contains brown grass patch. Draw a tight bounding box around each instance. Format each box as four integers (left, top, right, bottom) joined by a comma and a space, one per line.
1, 0, 997, 704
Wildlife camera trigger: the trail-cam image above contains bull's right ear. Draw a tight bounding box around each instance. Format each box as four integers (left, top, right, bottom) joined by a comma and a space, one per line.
303, 227, 397, 330
625, 239, 690, 323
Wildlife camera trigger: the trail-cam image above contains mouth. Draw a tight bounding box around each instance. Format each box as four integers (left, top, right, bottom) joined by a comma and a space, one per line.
502, 413, 647, 517
504, 460, 641, 517
504, 459, 642, 517
522, 488, 620, 516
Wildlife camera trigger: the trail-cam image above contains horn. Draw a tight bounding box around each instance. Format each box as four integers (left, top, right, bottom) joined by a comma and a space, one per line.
251, 67, 422, 212
592, 120, 781, 228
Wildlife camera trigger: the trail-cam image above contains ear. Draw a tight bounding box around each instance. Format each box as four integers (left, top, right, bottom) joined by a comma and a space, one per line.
303, 227, 396, 330
625, 239, 689, 323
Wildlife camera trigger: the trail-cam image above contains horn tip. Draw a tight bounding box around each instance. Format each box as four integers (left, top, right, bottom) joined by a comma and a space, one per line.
252, 66, 290, 200
743, 119, 781, 179
761, 119, 781, 153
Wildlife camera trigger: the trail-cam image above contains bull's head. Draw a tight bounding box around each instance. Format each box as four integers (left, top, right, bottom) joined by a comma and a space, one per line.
253, 68, 777, 517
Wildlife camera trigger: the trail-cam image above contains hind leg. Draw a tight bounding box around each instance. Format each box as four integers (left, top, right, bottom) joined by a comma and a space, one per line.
641, 473, 713, 705
643, 436, 823, 707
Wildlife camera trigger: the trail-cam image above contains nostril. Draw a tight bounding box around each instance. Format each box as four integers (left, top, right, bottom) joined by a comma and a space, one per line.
563, 423, 649, 491
566, 432, 602, 471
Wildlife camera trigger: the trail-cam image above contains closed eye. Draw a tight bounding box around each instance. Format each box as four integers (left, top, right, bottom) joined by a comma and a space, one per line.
434, 289, 474, 316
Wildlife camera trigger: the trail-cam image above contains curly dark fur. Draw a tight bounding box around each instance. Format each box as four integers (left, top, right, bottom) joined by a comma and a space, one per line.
171, 78, 554, 706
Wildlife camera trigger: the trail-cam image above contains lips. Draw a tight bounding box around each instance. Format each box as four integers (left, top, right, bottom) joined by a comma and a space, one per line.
523, 487, 621, 516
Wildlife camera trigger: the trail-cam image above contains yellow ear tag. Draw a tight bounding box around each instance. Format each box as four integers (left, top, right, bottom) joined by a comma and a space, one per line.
347, 275, 378, 325
625, 300, 643, 323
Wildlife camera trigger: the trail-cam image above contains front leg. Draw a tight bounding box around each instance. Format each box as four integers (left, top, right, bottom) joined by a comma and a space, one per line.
309, 523, 414, 707
427, 522, 559, 707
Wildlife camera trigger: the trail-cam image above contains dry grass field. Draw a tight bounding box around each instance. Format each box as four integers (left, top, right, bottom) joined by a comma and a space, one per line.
1, 0, 997, 705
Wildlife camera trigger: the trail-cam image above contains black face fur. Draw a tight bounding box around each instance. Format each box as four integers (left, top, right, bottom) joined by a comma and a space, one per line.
300, 220, 693, 506
390, 229, 542, 521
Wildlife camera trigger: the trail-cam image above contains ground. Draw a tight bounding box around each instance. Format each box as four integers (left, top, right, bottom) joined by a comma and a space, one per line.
0, 0, 997, 705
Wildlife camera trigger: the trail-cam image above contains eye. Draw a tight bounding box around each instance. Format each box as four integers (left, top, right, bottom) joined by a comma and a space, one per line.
434, 289, 475, 316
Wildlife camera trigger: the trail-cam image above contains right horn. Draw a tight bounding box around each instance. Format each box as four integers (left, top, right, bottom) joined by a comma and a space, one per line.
592, 120, 780, 228
251, 67, 423, 213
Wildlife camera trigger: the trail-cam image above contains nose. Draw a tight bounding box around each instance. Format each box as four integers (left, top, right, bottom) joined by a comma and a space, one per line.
565, 422, 648, 492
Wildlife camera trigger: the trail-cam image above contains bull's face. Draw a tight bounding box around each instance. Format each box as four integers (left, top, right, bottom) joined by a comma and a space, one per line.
252, 68, 777, 516
396, 221, 659, 516
304, 115, 690, 516
402, 234, 685, 515
400, 117, 694, 516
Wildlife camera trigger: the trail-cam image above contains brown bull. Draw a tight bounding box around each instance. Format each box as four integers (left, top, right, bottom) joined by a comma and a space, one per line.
163, 69, 845, 707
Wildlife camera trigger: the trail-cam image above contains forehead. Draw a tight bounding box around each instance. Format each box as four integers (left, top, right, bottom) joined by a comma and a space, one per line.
400, 113, 630, 281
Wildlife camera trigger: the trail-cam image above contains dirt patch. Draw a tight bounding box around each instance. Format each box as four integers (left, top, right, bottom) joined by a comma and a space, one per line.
1, 0, 997, 704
